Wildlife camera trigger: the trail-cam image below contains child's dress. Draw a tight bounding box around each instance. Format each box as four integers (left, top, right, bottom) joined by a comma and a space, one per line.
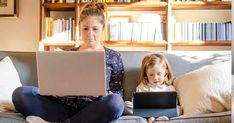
136, 83, 175, 92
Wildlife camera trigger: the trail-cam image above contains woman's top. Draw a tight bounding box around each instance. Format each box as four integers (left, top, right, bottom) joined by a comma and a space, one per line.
136, 83, 175, 92
57, 47, 124, 110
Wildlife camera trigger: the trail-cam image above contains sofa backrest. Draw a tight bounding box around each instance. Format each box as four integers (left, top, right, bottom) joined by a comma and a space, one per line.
0, 51, 230, 101
0, 51, 38, 87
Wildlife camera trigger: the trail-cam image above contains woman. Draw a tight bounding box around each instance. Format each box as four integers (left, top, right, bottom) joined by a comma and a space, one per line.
12, 2, 124, 123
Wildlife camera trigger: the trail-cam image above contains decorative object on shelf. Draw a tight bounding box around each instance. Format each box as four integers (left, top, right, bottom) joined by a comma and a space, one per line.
138, 14, 161, 23
0, 0, 18, 18
109, 16, 131, 23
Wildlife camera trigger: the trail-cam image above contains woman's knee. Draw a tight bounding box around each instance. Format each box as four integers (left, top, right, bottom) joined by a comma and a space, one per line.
104, 93, 124, 118
12, 86, 38, 105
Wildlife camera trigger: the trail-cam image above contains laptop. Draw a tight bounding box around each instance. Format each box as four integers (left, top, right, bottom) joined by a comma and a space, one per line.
133, 91, 177, 118
36, 51, 106, 96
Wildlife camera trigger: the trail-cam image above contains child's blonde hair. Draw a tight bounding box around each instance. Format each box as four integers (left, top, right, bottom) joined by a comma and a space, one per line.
138, 53, 173, 85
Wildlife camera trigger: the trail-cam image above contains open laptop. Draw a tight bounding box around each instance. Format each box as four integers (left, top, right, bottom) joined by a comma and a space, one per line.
36, 51, 106, 96
133, 91, 177, 118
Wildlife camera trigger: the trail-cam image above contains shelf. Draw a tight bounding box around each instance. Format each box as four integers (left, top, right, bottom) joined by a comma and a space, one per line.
171, 1, 231, 10
40, 1, 231, 51
103, 41, 168, 47
43, 3, 76, 11
171, 41, 231, 46
43, 40, 77, 47
105, 2, 168, 11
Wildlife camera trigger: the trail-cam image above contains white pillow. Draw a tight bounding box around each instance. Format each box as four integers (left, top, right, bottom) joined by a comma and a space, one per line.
173, 61, 231, 115
0, 56, 22, 112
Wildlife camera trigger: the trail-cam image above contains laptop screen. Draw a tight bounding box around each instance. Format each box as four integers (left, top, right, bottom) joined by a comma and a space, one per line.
133, 92, 177, 109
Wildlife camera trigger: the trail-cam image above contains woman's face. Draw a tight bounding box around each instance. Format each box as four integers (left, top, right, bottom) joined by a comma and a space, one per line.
80, 16, 104, 48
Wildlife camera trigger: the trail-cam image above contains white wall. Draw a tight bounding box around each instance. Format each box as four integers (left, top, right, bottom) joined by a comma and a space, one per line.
0, 0, 39, 51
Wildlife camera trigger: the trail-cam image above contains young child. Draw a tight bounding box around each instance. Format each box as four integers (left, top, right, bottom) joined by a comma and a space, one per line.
124, 53, 175, 123
136, 53, 174, 92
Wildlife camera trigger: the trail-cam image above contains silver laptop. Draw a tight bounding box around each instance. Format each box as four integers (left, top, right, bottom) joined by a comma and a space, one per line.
36, 51, 106, 96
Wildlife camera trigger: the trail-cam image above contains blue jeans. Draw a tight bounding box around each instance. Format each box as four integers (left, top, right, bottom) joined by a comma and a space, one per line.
12, 86, 124, 123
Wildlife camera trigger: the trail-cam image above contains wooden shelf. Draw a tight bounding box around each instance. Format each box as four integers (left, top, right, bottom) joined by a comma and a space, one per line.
40, 1, 231, 51
43, 40, 77, 46
171, 41, 231, 46
171, 1, 231, 10
103, 41, 168, 47
105, 2, 168, 11
43, 3, 76, 11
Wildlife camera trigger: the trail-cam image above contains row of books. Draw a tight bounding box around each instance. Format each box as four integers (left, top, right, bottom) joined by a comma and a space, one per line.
45, 0, 75, 3
45, 0, 230, 3
44, 17, 75, 41
80, 0, 139, 2
174, 22, 232, 41
109, 22, 165, 41
168, 0, 230, 1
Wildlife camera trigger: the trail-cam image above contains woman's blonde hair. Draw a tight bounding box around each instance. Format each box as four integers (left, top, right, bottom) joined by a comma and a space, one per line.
138, 53, 173, 85
79, 2, 107, 29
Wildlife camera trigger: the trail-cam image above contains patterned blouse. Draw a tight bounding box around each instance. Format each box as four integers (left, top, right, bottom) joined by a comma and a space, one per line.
57, 47, 124, 110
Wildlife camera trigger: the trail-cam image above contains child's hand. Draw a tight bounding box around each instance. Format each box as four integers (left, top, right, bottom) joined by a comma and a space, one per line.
148, 117, 155, 123
108, 90, 113, 94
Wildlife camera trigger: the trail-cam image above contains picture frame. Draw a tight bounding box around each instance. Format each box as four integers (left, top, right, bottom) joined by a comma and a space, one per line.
0, 0, 19, 18
108, 16, 131, 23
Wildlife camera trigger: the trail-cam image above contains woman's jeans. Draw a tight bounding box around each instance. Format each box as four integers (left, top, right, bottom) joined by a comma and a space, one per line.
12, 86, 124, 123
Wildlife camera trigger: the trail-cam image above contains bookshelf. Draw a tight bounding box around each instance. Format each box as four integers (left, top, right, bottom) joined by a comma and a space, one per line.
170, 1, 231, 50
40, 0, 78, 51
39, 0, 231, 51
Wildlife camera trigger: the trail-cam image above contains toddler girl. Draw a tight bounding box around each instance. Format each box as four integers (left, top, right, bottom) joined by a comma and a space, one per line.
124, 53, 175, 123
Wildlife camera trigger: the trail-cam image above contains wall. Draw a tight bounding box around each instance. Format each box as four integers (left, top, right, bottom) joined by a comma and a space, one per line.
0, 0, 39, 52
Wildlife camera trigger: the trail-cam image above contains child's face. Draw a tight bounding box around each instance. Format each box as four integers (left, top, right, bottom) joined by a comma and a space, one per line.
146, 65, 166, 86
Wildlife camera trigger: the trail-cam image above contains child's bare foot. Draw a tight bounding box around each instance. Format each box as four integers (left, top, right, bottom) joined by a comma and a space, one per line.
148, 117, 155, 123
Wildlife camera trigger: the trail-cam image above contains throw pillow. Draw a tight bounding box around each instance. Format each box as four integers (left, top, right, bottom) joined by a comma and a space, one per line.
173, 61, 231, 115
0, 56, 22, 112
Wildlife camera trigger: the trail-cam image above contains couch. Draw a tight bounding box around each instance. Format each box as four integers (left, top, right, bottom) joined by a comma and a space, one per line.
0, 50, 231, 123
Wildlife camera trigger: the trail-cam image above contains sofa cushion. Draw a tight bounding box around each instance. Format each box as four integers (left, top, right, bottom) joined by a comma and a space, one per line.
174, 61, 231, 115
0, 51, 38, 87
168, 111, 231, 123
0, 56, 22, 112
0, 112, 27, 123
